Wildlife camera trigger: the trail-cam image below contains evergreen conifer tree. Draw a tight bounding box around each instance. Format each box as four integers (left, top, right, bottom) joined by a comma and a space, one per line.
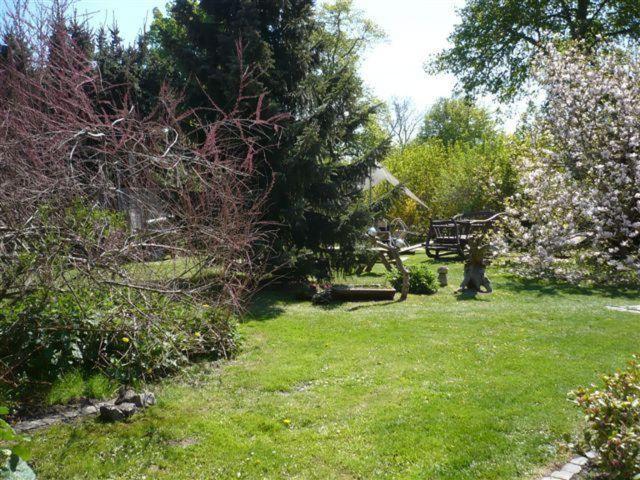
145, 0, 389, 278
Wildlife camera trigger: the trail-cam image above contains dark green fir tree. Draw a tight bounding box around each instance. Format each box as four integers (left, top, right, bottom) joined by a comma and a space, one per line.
145, 0, 390, 279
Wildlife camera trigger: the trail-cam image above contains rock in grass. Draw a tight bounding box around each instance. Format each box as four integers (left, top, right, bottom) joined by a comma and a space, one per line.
132, 392, 156, 408
101, 389, 155, 421
115, 388, 137, 405
116, 389, 156, 408
1, 456, 36, 480
99, 403, 137, 422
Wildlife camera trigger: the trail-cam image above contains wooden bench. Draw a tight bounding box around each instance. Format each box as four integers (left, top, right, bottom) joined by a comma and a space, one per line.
425, 212, 502, 260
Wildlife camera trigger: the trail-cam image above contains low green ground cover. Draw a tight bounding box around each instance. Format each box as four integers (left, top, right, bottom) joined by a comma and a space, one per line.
27, 255, 640, 479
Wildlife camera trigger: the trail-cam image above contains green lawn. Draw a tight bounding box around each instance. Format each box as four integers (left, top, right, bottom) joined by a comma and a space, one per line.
28, 255, 640, 479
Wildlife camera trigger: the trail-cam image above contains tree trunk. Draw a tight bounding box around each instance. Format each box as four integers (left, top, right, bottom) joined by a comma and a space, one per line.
458, 263, 492, 293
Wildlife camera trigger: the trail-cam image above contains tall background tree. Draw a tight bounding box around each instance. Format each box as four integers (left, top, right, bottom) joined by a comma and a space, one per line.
144, 0, 388, 278
432, 0, 640, 100
418, 97, 497, 146
382, 97, 422, 150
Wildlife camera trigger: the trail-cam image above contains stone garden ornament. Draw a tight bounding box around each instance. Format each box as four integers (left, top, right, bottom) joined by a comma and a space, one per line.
437, 266, 449, 287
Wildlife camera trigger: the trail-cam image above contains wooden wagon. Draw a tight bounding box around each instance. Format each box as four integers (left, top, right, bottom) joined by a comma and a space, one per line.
424, 211, 502, 259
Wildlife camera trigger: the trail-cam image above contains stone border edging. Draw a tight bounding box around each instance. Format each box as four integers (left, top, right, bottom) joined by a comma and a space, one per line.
606, 305, 640, 314
12, 390, 155, 432
12, 400, 115, 433
541, 452, 595, 480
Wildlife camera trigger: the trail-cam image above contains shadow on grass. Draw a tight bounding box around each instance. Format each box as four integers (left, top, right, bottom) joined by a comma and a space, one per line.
346, 299, 404, 312
454, 290, 494, 302
501, 275, 640, 300
419, 257, 462, 265
245, 290, 293, 322
455, 290, 476, 301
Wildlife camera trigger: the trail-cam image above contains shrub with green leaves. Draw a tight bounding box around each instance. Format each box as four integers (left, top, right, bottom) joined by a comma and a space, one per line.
571, 357, 640, 479
387, 265, 438, 295
0, 407, 34, 479
0, 288, 239, 403
380, 134, 518, 227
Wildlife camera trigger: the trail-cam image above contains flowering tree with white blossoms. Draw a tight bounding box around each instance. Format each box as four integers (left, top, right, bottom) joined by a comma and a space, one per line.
506, 45, 640, 284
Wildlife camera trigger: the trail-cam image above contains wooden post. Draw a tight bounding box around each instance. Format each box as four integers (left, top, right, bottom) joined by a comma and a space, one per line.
375, 241, 409, 300
377, 251, 393, 272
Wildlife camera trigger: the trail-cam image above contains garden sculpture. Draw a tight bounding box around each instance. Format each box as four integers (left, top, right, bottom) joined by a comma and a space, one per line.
457, 232, 495, 294
367, 225, 409, 300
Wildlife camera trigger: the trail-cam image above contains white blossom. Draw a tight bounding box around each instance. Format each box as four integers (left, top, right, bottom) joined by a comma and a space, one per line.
506, 45, 640, 284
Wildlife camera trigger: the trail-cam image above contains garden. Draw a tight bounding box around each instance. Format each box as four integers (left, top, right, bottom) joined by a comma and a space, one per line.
2, 0, 640, 479
17, 256, 640, 479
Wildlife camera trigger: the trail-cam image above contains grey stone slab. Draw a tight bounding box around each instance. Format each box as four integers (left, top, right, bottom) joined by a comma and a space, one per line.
606, 305, 640, 314
40, 416, 59, 425
81, 405, 98, 415
569, 456, 588, 466
550, 471, 573, 480
14, 420, 42, 432
562, 463, 581, 474
61, 410, 80, 420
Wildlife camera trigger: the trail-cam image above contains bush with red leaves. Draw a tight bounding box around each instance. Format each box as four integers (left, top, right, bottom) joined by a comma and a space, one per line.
0, 1, 283, 396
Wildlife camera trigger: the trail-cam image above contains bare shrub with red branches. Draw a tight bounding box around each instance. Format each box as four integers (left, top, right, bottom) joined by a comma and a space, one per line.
0, 1, 283, 396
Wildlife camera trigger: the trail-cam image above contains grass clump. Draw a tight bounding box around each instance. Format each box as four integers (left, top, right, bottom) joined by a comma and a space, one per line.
47, 372, 117, 405
47, 372, 85, 405
85, 374, 117, 400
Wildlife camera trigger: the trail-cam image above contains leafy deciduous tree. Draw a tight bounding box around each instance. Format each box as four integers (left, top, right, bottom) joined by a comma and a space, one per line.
432, 0, 640, 100
418, 97, 498, 147
382, 135, 518, 226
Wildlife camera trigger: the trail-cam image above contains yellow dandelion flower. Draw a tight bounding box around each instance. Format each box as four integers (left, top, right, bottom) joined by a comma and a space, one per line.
122, 337, 130, 343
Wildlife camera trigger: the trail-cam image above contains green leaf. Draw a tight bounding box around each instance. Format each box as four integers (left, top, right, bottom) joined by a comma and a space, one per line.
11, 444, 30, 462
0, 422, 17, 442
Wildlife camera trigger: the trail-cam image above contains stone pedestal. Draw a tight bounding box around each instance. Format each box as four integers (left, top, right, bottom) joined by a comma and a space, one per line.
437, 266, 449, 287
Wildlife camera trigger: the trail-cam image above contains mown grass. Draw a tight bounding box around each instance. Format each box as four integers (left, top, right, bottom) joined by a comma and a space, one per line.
28, 254, 640, 479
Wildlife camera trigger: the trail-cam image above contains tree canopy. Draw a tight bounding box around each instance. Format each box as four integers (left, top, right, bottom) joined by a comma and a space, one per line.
382, 135, 517, 226
418, 97, 497, 147
432, 0, 640, 100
